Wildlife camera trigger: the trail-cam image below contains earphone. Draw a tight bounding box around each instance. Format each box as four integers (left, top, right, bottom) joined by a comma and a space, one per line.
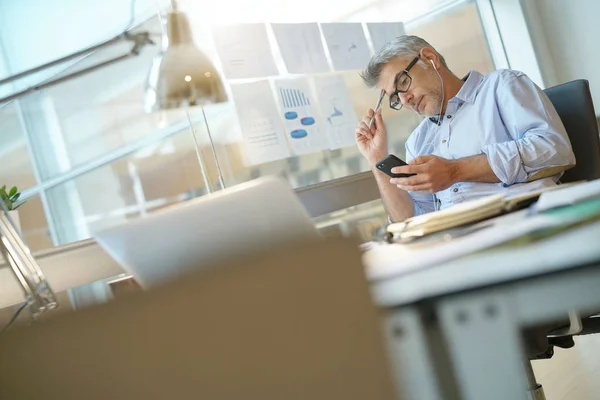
430, 57, 443, 212
397, 57, 445, 213
429, 57, 445, 128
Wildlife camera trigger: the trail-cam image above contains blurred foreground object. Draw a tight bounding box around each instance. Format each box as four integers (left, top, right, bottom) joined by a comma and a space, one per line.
0, 238, 397, 400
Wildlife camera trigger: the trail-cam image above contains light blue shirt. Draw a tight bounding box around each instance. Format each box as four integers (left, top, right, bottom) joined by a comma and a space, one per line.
405, 69, 576, 215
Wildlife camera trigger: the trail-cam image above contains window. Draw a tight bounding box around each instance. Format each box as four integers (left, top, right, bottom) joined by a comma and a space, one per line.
0, 0, 496, 250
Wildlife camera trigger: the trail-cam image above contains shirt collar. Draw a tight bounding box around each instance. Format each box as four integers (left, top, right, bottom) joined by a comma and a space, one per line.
453, 70, 484, 104
428, 70, 483, 124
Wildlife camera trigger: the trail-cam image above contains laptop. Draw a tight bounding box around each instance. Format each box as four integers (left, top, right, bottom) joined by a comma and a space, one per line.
94, 176, 320, 288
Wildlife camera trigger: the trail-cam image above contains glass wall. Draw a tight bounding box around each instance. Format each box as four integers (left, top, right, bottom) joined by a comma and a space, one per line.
0, 0, 496, 251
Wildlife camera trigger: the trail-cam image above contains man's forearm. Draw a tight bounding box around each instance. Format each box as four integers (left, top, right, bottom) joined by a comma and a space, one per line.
372, 168, 415, 222
452, 154, 500, 184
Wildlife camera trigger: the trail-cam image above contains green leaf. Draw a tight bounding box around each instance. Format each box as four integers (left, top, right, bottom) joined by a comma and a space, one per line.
3, 198, 13, 211
11, 193, 21, 202
8, 186, 17, 198
12, 200, 25, 210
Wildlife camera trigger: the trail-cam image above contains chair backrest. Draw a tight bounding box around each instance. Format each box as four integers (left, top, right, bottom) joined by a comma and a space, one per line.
544, 80, 600, 183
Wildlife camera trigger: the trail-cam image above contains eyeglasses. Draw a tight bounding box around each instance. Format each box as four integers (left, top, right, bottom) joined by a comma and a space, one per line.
389, 56, 420, 111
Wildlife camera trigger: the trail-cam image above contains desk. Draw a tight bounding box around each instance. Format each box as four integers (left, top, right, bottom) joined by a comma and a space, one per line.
365, 209, 600, 400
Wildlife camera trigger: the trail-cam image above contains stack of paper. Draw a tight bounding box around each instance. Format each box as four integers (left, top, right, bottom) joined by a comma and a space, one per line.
387, 182, 587, 240
388, 194, 506, 239
532, 179, 600, 213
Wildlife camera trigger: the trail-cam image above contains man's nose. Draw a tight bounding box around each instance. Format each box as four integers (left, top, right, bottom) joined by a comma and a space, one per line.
398, 92, 413, 107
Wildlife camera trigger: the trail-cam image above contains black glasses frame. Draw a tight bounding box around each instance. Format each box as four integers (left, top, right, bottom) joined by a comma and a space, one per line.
389, 56, 420, 110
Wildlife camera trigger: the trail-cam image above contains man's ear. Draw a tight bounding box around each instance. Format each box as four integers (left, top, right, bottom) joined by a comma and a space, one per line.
420, 48, 440, 69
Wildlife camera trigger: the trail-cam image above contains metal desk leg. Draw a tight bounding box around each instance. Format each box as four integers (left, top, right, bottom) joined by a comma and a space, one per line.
524, 361, 546, 400
437, 292, 529, 400
384, 306, 461, 400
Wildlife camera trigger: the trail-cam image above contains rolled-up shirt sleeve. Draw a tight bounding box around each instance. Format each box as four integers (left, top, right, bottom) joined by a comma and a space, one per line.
481, 73, 575, 185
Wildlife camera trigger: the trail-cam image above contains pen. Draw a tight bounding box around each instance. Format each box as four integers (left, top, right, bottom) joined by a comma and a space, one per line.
368, 89, 385, 129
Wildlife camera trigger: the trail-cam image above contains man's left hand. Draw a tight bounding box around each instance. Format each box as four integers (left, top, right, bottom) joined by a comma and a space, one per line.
390, 155, 459, 193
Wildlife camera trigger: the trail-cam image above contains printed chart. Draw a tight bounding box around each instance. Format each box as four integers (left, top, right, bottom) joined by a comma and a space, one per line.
274, 78, 328, 155
321, 23, 371, 71
367, 22, 406, 53
230, 80, 290, 165
271, 23, 330, 74
212, 24, 278, 79
313, 74, 359, 149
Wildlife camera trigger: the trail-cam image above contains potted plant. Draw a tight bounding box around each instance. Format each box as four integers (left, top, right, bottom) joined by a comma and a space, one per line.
0, 185, 26, 232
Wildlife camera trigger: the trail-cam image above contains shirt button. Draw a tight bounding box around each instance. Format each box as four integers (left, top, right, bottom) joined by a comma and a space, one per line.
453, 188, 459, 193
442, 139, 447, 144
447, 115, 452, 119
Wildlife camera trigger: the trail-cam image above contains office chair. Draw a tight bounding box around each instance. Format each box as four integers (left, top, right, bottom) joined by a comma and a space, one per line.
522, 80, 600, 399
544, 79, 600, 183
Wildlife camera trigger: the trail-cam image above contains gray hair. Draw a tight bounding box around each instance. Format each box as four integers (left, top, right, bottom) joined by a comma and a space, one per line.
360, 35, 448, 88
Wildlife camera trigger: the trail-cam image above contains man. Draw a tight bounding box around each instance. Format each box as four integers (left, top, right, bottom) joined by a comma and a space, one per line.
355, 35, 575, 222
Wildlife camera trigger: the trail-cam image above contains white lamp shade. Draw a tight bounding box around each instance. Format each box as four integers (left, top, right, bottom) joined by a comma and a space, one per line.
143, 9, 227, 112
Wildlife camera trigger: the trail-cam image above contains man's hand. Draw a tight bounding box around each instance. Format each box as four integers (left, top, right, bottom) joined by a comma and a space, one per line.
390, 155, 460, 193
355, 108, 388, 165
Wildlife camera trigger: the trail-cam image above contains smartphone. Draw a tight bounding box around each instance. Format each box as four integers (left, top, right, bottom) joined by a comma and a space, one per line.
376, 154, 416, 178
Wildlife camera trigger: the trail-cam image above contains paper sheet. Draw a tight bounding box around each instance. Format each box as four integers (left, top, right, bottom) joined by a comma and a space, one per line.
532, 179, 600, 213
367, 22, 406, 53
230, 81, 290, 165
313, 74, 359, 149
320, 23, 371, 71
212, 24, 278, 79
271, 23, 330, 74
273, 78, 328, 155
363, 213, 556, 281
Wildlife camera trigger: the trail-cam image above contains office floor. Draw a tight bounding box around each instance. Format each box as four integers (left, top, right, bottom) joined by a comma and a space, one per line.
532, 334, 600, 400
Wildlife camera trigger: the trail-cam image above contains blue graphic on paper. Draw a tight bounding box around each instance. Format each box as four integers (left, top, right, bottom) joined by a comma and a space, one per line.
279, 88, 317, 139
280, 88, 311, 108
301, 117, 315, 126
284, 111, 298, 120
326, 105, 343, 124
290, 129, 308, 139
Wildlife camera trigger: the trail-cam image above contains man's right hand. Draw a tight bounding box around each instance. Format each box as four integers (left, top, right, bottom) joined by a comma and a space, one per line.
355, 108, 388, 165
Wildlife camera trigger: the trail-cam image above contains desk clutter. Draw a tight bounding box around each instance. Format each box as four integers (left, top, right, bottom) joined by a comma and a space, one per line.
365, 179, 600, 280
385, 181, 586, 240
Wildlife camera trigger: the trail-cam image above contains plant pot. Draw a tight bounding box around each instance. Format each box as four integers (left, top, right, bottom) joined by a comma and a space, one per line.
7, 210, 21, 233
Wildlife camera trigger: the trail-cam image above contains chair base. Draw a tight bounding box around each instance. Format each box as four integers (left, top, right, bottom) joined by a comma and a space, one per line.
527, 384, 546, 400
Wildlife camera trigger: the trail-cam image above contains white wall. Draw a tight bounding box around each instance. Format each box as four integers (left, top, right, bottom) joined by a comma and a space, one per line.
526, 0, 600, 114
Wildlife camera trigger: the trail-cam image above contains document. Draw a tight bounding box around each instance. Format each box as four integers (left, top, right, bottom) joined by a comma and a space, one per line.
532, 179, 600, 213
364, 214, 557, 281
212, 24, 278, 79
230, 81, 291, 165
313, 74, 359, 149
367, 22, 406, 53
273, 77, 328, 155
321, 23, 371, 71
271, 23, 330, 74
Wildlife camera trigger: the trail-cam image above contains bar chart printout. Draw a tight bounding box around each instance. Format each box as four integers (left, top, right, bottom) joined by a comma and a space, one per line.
274, 78, 328, 155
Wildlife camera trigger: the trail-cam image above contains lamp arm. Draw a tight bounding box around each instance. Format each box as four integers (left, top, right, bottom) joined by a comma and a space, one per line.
0, 31, 154, 106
